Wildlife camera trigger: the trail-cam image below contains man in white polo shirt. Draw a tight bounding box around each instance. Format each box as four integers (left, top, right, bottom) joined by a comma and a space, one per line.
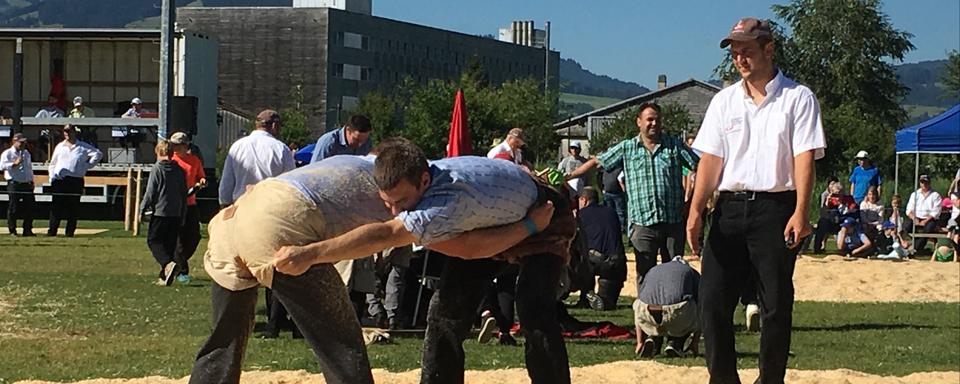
217, 109, 295, 207
686, 17, 825, 384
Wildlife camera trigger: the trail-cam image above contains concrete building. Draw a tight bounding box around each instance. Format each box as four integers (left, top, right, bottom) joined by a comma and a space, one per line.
553, 76, 720, 156
498, 20, 547, 48
178, 5, 559, 134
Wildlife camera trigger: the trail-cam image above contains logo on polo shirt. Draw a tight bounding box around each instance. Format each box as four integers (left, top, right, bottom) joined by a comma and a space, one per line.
724, 117, 744, 134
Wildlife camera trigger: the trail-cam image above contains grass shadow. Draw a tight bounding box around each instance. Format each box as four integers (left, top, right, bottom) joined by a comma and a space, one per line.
794, 322, 940, 332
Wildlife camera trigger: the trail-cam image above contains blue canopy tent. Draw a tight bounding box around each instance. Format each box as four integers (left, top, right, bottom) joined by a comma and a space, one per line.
294, 143, 316, 165
893, 104, 960, 241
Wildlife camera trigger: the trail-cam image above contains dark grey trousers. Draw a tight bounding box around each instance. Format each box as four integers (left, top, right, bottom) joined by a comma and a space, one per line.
629, 222, 686, 294
189, 265, 373, 384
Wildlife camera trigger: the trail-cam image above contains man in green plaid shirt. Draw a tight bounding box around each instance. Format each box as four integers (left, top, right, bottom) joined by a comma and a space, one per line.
566, 102, 699, 293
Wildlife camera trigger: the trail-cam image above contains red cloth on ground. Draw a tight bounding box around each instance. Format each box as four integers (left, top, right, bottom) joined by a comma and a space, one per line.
561, 321, 634, 340
508, 321, 635, 340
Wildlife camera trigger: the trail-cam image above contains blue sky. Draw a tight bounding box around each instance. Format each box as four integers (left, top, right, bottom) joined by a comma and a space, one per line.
375, 0, 960, 89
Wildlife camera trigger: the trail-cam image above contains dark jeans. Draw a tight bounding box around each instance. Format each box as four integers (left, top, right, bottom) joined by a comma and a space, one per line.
480, 265, 519, 334
629, 222, 685, 294
602, 192, 627, 233
48, 176, 83, 236
264, 288, 297, 337
812, 218, 839, 253
700, 192, 799, 384
147, 216, 181, 278
741, 270, 759, 307
6, 181, 34, 234
421, 254, 569, 384
176, 205, 202, 275
904, 219, 939, 251
190, 266, 372, 384
596, 278, 623, 310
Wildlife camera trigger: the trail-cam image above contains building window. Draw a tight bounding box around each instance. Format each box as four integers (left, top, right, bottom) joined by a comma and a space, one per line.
333, 63, 344, 78
341, 96, 359, 110
332, 32, 343, 47
343, 32, 364, 50
360, 68, 370, 81
343, 63, 362, 80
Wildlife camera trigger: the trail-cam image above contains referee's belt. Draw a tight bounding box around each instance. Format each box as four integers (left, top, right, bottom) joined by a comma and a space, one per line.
718, 190, 795, 201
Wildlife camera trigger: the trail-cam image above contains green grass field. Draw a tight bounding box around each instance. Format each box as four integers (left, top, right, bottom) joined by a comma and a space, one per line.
0, 221, 958, 382
560, 93, 622, 110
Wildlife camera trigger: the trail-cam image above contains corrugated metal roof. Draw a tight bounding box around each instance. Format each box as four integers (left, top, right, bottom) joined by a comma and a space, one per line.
0, 28, 163, 40
554, 79, 721, 130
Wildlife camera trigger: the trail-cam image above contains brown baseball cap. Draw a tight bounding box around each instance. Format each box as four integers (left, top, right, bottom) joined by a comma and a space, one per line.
12, 132, 27, 142
720, 17, 773, 48
508, 128, 525, 144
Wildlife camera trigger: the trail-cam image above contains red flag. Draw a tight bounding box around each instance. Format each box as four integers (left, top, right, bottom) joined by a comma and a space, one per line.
446, 89, 472, 157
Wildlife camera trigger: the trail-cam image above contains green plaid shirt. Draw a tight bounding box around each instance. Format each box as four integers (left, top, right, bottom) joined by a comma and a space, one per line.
598, 134, 699, 227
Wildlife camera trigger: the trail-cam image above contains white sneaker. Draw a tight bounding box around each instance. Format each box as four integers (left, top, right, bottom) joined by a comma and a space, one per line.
477, 311, 497, 343
746, 304, 760, 332
162, 262, 178, 287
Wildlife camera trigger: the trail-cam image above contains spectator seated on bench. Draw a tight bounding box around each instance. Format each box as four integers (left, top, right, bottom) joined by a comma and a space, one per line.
904, 175, 942, 253
813, 181, 858, 253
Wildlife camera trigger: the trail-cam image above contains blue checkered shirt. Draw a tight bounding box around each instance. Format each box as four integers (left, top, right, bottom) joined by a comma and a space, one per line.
398, 156, 538, 245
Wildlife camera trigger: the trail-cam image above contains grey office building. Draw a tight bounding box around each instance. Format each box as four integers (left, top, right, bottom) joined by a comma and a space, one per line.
178, 5, 560, 133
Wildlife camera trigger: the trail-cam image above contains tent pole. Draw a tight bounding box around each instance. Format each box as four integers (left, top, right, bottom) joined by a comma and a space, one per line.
911, 152, 919, 245
894, 154, 899, 197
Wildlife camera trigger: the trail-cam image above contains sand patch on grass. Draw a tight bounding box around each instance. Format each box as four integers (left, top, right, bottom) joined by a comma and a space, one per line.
13, 361, 960, 384
619, 254, 960, 303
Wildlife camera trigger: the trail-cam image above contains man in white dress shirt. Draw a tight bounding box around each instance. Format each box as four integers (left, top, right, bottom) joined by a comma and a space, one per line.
686, 17, 826, 384
1, 133, 35, 236
217, 109, 295, 208
904, 174, 942, 253
486, 127, 526, 166
47, 124, 103, 237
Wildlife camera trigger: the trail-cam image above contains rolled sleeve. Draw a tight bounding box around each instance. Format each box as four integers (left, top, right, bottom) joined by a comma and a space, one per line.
692, 99, 725, 158
397, 193, 463, 245
597, 141, 626, 170
678, 139, 700, 171
791, 92, 826, 160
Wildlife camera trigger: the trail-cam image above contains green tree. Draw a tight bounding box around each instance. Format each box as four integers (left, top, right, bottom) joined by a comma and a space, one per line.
587, 102, 693, 155
352, 71, 558, 162
589, 107, 637, 154
496, 79, 558, 165
715, 0, 915, 178
941, 49, 960, 100
350, 90, 400, 143
278, 82, 312, 149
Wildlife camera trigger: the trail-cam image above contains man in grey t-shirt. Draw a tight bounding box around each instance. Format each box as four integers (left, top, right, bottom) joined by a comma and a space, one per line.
634, 256, 701, 358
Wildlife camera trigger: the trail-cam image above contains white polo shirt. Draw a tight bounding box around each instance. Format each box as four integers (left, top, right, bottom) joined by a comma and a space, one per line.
693, 71, 826, 192
218, 130, 295, 205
